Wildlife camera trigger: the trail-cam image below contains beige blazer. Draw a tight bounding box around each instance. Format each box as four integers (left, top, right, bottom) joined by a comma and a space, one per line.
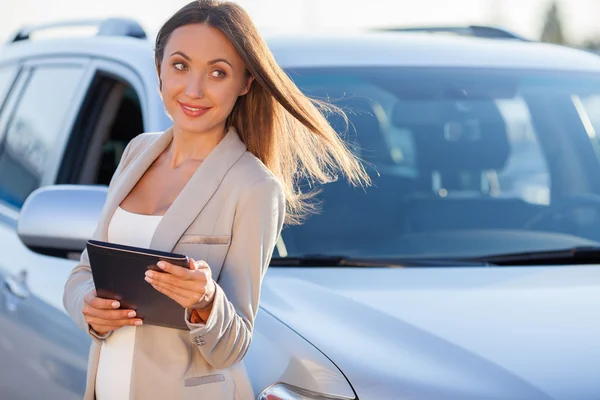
62, 127, 286, 400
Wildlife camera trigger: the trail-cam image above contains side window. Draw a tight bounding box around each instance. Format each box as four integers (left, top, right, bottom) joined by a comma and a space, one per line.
58, 73, 145, 186
0, 66, 84, 208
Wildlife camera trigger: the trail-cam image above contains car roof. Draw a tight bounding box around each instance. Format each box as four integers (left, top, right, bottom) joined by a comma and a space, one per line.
1, 30, 600, 73
0, 35, 157, 72
265, 32, 600, 71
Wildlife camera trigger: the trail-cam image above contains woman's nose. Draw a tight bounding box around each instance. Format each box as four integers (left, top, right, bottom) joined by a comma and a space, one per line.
185, 75, 204, 99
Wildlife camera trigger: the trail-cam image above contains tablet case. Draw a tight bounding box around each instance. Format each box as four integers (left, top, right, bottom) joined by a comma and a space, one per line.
86, 239, 190, 330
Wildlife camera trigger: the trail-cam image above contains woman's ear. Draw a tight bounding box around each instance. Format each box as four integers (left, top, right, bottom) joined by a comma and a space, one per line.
240, 75, 255, 96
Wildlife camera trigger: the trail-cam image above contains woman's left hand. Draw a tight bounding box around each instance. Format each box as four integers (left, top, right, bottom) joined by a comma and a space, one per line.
145, 258, 216, 309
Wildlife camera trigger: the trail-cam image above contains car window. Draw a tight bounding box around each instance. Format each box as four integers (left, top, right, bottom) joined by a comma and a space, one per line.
0, 66, 85, 208
281, 67, 600, 259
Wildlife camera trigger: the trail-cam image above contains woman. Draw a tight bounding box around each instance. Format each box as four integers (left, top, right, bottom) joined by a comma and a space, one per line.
63, 1, 368, 399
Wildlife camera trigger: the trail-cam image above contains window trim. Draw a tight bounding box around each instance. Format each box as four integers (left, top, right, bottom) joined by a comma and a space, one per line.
87, 58, 150, 131
57, 73, 128, 184
0, 64, 21, 116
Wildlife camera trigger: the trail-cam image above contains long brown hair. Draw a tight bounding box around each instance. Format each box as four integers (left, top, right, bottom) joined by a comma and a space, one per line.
155, 0, 370, 224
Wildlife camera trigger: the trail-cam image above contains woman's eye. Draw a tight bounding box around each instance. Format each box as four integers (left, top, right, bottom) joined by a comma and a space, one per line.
173, 62, 187, 71
211, 70, 226, 78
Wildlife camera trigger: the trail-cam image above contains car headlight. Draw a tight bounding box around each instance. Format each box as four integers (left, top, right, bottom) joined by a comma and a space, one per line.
258, 383, 354, 400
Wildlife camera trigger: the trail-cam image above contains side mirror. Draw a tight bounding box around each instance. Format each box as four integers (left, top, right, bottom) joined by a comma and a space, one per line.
17, 185, 108, 258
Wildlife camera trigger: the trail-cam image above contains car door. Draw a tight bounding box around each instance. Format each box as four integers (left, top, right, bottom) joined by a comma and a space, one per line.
0, 57, 95, 400
0, 51, 166, 399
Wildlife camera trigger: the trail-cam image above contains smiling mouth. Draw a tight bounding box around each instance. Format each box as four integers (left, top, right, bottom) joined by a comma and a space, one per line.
180, 104, 210, 112
178, 102, 212, 117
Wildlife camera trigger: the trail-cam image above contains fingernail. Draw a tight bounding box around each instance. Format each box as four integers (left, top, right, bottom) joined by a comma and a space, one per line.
112, 301, 120, 308
135, 320, 143, 326
157, 262, 165, 269
128, 311, 136, 318
145, 271, 153, 277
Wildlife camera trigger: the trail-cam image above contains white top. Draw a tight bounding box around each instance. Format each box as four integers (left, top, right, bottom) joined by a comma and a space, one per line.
95, 206, 163, 400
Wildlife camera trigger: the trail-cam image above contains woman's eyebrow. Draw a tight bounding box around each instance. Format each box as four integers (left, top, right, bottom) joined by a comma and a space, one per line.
208, 58, 233, 68
168, 52, 232, 68
170, 51, 191, 61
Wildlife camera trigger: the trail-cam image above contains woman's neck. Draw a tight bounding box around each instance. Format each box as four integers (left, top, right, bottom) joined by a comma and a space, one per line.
168, 125, 227, 168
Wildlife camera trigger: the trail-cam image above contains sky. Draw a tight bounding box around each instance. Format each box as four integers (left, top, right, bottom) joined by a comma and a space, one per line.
2, 0, 600, 44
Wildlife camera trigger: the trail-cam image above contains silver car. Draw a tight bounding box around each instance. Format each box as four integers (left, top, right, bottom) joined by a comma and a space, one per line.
2, 19, 600, 399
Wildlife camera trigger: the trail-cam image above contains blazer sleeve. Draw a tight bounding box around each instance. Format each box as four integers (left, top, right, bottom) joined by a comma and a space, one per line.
185, 176, 286, 370
62, 137, 138, 344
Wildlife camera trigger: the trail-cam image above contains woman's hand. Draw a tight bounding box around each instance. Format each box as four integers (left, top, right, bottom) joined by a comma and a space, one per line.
145, 258, 216, 310
83, 289, 143, 335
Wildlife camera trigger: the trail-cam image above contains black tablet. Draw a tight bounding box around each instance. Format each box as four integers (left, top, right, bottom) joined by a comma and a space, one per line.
86, 239, 190, 330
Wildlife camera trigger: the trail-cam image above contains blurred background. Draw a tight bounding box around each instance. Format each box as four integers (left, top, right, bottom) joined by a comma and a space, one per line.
3, 0, 600, 50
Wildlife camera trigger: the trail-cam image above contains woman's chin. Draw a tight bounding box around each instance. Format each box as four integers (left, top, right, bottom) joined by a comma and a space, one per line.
173, 120, 225, 136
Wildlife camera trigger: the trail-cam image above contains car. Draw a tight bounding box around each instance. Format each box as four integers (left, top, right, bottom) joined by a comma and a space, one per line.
2, 17, 600, 400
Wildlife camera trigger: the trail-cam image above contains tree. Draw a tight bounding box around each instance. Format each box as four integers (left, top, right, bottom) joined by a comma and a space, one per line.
540, 1, 567, 45
582, 38, 600, 51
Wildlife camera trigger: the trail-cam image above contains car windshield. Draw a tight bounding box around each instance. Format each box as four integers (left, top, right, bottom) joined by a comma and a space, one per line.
276, 66, 600, 260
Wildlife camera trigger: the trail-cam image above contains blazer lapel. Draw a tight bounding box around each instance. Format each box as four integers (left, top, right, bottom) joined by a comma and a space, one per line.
150, 128, 247, 252
96, 128, 174, 241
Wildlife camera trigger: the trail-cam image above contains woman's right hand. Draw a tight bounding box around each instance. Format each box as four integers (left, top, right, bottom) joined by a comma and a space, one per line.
83, 289, 143, 335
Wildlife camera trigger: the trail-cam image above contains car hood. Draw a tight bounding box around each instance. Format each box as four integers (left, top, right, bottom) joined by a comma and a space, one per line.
260, 265, 600, 400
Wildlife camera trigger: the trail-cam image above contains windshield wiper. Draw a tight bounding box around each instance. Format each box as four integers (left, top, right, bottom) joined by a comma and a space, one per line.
468, 246, 600, 266
271, 247, 600, 267
270, 255, 490, 267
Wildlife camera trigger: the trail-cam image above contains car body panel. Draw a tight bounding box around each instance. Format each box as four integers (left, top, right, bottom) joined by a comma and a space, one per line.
245, 309, 356, 398
260, 265, 600, 400
0, 211, 89, 399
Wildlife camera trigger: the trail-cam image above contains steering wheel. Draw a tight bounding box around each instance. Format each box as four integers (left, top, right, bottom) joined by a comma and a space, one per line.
523, 194, 600, 235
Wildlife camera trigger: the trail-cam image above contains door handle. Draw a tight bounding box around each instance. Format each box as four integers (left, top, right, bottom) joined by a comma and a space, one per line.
3, 270, 30, 311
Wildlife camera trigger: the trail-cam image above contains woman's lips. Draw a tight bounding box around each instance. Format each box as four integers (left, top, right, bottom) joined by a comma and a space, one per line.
179, 102, 212, 118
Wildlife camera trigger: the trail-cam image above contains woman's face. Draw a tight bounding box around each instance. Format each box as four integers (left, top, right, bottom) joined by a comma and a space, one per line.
159, 23, 253, 136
